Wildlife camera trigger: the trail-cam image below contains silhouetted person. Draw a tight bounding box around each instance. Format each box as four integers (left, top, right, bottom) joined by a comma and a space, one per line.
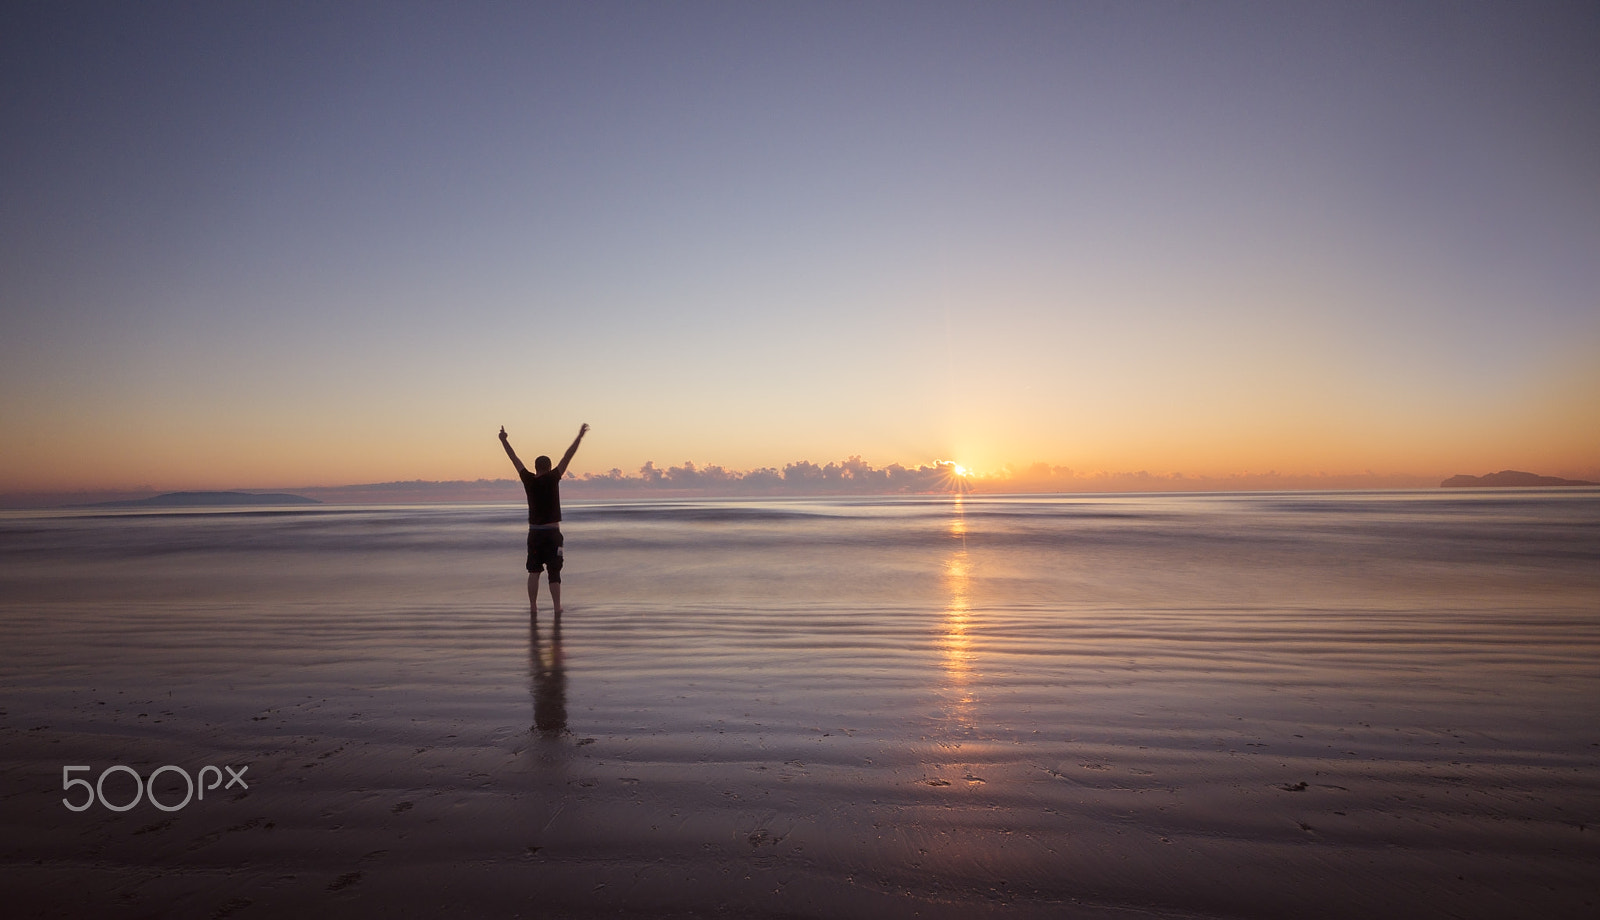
500, 423, 588, 615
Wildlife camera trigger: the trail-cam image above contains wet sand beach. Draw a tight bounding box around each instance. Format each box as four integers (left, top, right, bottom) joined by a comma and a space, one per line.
2, 492, 1598, 917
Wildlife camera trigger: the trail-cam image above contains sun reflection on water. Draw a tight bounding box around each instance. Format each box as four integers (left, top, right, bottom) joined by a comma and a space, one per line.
941, 495, 975, 727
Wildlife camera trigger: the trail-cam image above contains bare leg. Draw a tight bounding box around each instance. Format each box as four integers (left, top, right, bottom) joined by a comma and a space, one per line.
527, 572, 541, 615
550, 580, 563, 616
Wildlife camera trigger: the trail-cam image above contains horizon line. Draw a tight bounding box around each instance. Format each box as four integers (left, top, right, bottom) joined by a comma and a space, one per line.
8, 464, 1597, 510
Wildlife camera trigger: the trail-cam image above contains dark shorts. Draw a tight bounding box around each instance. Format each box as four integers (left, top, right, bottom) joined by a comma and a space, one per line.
526, 527, 564, 580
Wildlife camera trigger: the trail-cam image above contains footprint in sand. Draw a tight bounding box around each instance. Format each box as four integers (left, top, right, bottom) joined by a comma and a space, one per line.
211, 896, 253, 918
327, 871, 362, 892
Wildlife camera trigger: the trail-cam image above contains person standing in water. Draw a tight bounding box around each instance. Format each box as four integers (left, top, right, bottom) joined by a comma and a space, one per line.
500, 423, 589, 615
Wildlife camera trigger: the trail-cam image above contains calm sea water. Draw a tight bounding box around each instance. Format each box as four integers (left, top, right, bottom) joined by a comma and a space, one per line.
5, 488, 1597, 607
2, 490, 1598, 917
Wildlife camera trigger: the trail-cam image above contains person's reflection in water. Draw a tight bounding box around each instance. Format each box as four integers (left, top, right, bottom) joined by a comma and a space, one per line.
529, 614, 568, 737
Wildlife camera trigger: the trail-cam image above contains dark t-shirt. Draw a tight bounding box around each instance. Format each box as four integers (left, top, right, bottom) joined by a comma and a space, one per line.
519, 468, 561, 525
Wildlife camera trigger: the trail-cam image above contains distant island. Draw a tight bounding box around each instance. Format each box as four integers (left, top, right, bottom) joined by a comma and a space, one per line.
90, 491, 322, 508
1441, 470, 1596, 488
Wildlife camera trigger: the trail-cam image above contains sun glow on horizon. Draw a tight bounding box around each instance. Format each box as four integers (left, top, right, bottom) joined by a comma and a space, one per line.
933, 460, 975, 495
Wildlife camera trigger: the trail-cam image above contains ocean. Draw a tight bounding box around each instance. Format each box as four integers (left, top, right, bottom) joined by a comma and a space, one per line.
2, 490, 1597, 917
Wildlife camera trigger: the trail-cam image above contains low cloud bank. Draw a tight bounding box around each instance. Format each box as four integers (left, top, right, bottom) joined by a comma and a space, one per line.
571, 457, 967, 495
569, 458, 1439, 496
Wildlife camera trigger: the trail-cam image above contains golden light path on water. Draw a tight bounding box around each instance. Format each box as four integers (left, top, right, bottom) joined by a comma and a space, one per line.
940, 493, 975, 729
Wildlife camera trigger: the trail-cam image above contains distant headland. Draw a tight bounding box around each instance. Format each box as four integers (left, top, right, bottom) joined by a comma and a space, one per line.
1440, 470, 1597, 488
89, 491, 322, 508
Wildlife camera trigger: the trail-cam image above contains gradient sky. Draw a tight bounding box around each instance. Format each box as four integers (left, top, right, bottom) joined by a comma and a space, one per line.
3, 1, 1597, 493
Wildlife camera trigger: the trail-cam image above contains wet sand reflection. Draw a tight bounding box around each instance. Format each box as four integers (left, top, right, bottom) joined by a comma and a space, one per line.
529, 615, 567, 737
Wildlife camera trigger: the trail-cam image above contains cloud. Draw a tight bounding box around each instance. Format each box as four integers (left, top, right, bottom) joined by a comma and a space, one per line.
563, 459, 1442, 496
565, 457, 977, 496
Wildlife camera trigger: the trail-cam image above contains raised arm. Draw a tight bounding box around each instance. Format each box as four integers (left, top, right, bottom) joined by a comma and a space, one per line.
498, 426, 526, 473
554, 423, 590, 478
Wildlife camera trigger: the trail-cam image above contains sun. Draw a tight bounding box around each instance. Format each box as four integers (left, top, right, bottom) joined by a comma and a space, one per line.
935, 460, 973, 493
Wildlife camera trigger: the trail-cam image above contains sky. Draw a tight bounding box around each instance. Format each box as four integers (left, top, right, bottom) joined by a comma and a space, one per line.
3, 1, 1597, 495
